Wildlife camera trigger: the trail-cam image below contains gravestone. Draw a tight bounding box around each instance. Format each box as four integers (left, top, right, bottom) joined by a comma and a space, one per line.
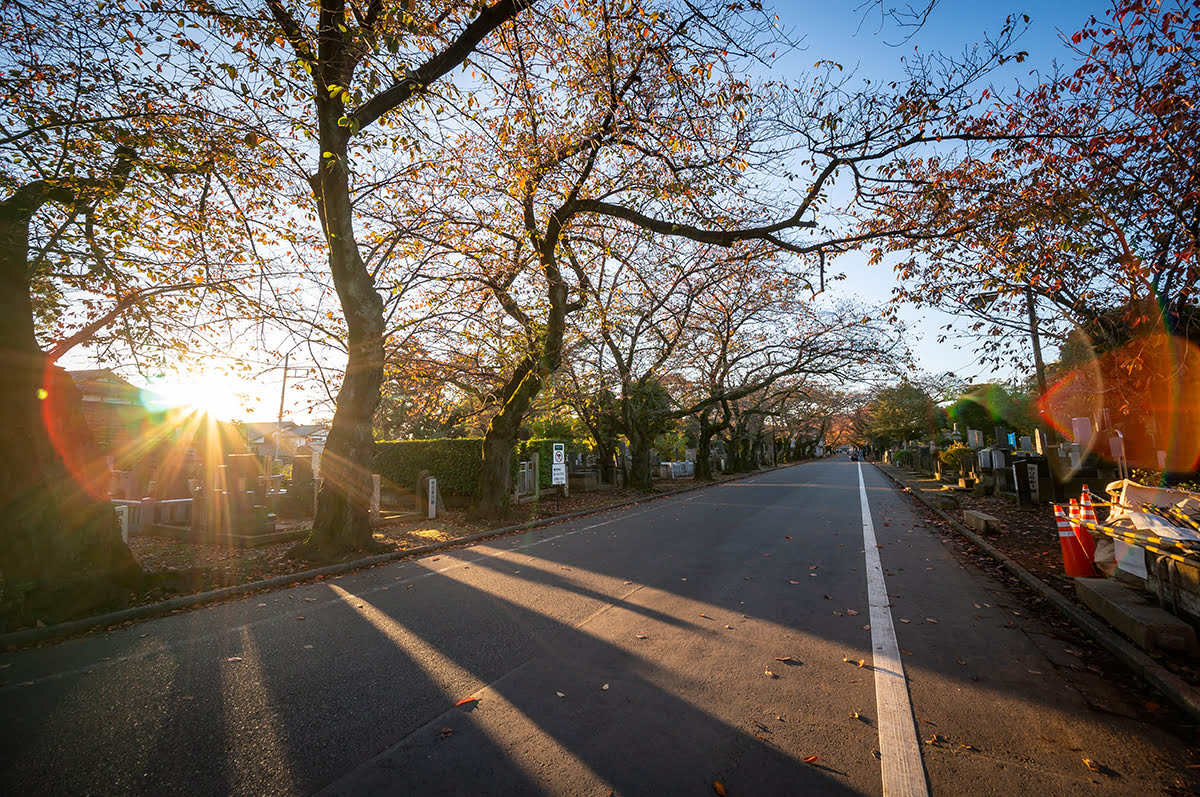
290, 454, 315, 517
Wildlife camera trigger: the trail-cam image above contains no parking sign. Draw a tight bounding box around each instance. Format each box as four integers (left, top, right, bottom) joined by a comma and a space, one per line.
552, 443, 566, 485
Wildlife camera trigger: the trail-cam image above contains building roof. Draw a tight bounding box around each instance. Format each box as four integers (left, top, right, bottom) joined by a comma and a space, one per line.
68, 368, 144, 404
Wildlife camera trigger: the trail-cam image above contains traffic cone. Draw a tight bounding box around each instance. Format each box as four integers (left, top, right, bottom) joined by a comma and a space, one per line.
1077, 489, 1099, 560
1055, 504, 1096, 577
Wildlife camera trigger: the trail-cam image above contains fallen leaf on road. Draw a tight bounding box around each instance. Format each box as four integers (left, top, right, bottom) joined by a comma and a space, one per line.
181, 696, 194, 701
849, 711, 859, 719
225, 656, 243, 662
556, 691, 566, 698
926, 734, 945, 746
774, 656, 794, 662
762, 553, 773, 557
297, 616, 305, 620
602, 684, 609, 690
1083, 758, 1101, 772
842, 656, 866, 668
802, 755, 821, 764
439, 726, 454, 738
561, 566, 571, 571
925, 618, 939, 624
901, 649, 913, 656
304, 597, 318, 602
956, 658, 967, 666
698, 613, 711, 619
784, 536, 792, 540
712, 780, 727, 796
680, 577, 687, 581
764, 669, 776, 678
847, 609, 859, 616
833, 611, 843, 616
973, 603, 981, 609
725, 625, 734, 629
303, 645, 314, 649
862, 625, 870, 630
809, 565, 818, 570
899, 618, 910, 623
636, 634, 649, 640
455, 697, 478, 707
624, 580, 633, 585
788, 580, 800, 585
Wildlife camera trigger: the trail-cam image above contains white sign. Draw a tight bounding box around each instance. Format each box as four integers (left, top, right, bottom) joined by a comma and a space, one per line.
427, 477, 437, 519
551, 443, 566, 485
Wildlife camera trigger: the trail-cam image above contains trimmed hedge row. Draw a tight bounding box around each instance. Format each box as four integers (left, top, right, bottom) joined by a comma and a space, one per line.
373, 438, 484, 497
373, 436, 592, 497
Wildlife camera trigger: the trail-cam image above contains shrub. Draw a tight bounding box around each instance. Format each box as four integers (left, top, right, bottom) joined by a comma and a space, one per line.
373, 438, 484, 497
939, 442, 972, 469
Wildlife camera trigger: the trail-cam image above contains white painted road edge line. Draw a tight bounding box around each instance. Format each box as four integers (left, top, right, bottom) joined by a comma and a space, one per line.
858, 463, 929, 797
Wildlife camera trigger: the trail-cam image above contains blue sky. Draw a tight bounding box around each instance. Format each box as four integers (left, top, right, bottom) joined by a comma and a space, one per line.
765, 1, 1108, 385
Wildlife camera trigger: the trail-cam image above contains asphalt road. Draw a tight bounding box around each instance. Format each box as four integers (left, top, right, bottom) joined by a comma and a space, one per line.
1, 461, 1194, 795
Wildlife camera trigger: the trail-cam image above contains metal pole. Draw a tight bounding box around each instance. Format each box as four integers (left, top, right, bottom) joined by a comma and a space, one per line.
274, 352, 289, 465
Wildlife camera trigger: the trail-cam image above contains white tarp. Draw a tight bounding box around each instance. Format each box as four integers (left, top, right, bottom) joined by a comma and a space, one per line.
1102, 480, 1200, 578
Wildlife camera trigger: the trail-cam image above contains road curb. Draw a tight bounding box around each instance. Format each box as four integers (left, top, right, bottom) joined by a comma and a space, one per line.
1, 464, 793, 650
873, 463, 1200, 723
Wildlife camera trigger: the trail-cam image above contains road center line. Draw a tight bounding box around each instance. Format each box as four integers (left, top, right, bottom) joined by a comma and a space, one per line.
858, 463, 929, 797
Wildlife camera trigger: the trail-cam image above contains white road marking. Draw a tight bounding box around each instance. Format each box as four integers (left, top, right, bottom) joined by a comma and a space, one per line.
858, 463, 929, 797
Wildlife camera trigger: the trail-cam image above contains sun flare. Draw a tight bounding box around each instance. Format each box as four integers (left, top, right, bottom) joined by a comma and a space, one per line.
147, 373, 253, 421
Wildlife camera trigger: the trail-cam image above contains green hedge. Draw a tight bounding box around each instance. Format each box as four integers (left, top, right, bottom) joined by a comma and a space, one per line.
374, 436, 593, 497
373, 438, 484, 497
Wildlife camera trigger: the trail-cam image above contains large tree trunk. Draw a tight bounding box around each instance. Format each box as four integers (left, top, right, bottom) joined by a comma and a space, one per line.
475, 256, 570, 518
477, 364, 543, 520
0, 192, 141, 626
289, 138, 385, 561
695, 414, 721, 481
627, 425, 654, 490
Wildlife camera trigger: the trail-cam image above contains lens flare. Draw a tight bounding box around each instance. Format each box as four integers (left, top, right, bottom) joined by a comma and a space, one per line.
1040, 332, 1200, 472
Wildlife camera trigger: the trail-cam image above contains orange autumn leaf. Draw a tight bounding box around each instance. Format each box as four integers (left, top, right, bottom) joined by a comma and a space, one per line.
713, 780, 727, 796
455, 697, 478, 707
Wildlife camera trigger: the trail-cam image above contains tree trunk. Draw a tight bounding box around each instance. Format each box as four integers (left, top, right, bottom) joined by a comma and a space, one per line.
695, 413, 726, 481
475, 252, 570, 517
289, 137, 385, 561
628, 426, 654, 490
0, 193, 141, 626
477, 364, 543, 520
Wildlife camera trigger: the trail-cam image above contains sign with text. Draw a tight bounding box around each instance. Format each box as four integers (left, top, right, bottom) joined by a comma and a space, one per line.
552, 443, 566, 485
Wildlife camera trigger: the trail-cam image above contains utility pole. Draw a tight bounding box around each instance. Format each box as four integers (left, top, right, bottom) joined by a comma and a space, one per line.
1026, 286, 1048, 397
274, 352, 290, 464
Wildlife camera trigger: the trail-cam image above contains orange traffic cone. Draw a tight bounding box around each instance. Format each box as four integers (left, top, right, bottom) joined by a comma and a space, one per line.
1077, 489, 1099, 560
1055, 504, 1096, 577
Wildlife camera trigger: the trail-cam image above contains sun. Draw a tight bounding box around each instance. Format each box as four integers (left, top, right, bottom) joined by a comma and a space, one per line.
146, 372, 254, 420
